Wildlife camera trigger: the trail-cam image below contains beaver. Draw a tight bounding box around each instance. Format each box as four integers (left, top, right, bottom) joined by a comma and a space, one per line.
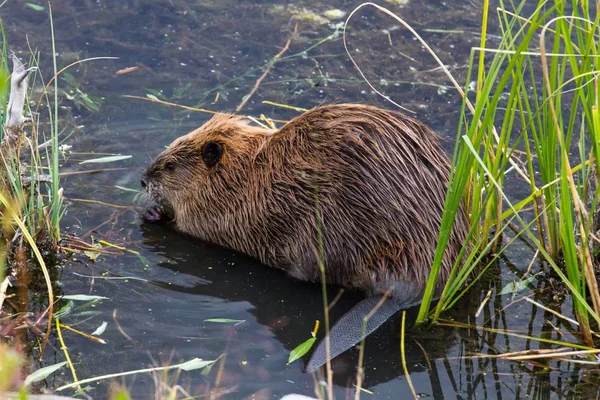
141, 104, 470, 370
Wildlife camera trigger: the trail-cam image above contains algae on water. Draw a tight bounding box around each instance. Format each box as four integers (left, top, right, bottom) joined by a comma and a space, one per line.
385, 0, 410, 5
269, 5, 346, 24
322, 9, 346, 20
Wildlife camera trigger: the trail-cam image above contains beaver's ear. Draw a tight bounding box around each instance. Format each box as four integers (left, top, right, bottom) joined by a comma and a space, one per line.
201, 141, 223, 167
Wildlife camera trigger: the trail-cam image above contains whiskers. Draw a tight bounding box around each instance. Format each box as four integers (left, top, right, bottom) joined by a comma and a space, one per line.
134, 190, 154, 209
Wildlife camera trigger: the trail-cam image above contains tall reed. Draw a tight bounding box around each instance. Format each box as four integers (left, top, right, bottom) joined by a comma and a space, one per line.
0, 10, 64, 353
0, 12, 64, 250
416, 0, 600, 344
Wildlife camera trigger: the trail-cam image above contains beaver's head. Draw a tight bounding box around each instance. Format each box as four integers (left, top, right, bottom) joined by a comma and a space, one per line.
141, 114, 272, 235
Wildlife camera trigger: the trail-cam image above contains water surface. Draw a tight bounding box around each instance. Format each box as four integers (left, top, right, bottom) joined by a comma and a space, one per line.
3, 0, 598, 398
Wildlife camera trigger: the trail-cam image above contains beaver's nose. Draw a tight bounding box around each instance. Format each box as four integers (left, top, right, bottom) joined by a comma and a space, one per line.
141, 177, 147, 189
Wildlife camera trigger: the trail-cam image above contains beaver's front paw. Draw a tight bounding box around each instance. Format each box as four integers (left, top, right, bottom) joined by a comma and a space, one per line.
142, 205, 168, 223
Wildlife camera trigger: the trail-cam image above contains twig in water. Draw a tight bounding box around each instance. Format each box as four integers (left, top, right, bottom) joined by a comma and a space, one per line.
112, 308, 134, 342
56, 357, 218, 392
355, 287, 392, 399
474, 288, 493, 318
59, 321, 106, 344
56, 317, 82, 392
122, 94, 218, 115
60, 167, 133, 176
400, 311, 418, 399
520, 249, 539, 279
123, 94, 289, 123
209, 350, 228, 400
262, 100, 308, 112
1, 55, 35, 154
72, 272, 149, 283
21, 174, 53, 187
326, 289, 345, 312
236, 23, 299, 112
503, 348, 600, 361
66, 197, 132, 209
523, 297, 581, 328
0, 274, 13, 311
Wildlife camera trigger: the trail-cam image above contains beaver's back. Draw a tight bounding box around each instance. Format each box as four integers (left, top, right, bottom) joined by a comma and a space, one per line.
258, 104, 468, 296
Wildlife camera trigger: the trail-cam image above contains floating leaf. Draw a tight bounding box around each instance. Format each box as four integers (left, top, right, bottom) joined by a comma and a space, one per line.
177, 358, 216, 371
54, 300, 75, 317
24, 362, 67, 386
145, 88, 165, 99
353, 384, 374, 394
77, 90, 101, 111
111, 388, 132, 400
288, 337, 316, 364
204, 318, 245, 326
61, 71, 77, 87
84, 242, 103, 261
79, 155, 132, 164
91, 321, 108, 336
74, 311, 103, 318
25, 2, 45, 11
83, 251, 100, 261
499, 273, 541, 296
115, 185, 140, 193
61, 294, 109, 301
173, 82, 192, 99
201, 362, 214, 376
134, 252, 151, 267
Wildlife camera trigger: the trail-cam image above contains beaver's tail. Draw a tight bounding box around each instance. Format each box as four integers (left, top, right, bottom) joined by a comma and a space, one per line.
306, 285, 426, 373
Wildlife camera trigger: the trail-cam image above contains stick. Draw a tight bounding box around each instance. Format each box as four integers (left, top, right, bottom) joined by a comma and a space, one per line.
1, 55, 35, 154
0, 274, 12, 311
236, 23, 298, 112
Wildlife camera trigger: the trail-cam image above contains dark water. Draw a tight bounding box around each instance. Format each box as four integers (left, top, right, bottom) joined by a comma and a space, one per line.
3, 0, 599, 398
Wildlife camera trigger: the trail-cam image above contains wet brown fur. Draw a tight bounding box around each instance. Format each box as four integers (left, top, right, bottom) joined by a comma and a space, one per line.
143, 104, 469, 297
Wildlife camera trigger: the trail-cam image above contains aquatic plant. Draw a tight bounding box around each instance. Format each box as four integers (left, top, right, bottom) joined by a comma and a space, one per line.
0, 20, 64, 252
0, 25, 61, 367
407, 0, 600, 345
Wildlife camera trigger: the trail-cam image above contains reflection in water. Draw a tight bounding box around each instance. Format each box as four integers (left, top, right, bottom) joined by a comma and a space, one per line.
140, 222, 454, 393
141, 223, 447, 388
140, 223, 600, 399
2, 0, 600, 398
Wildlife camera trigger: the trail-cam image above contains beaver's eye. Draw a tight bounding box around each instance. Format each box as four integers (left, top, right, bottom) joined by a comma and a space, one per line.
201, 141, 223, 167
165, 162, 175, 172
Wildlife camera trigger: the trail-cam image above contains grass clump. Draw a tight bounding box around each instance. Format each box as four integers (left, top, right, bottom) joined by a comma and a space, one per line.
0, 3, 64, 385
0, 26, 64, 255
406, 0, 600, 346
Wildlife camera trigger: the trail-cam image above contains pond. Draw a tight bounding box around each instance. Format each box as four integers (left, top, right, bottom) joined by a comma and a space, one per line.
2, 0, 599, 398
